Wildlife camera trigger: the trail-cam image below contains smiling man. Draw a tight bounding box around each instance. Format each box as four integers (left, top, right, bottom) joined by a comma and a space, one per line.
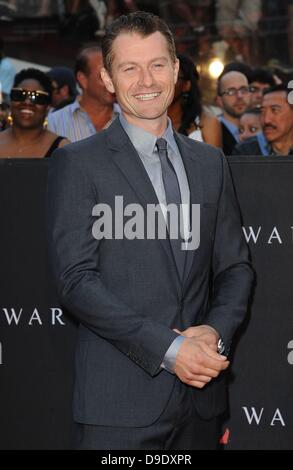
47, 11, 253, 450
101, 30, 178, 133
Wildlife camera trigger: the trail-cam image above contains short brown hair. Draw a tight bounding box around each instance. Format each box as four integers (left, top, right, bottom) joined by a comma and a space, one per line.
102, 11, 177, 74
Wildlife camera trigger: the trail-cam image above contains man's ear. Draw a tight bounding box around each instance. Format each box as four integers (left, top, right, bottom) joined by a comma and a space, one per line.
76, 71, 87, 91
101, 67, 115, 94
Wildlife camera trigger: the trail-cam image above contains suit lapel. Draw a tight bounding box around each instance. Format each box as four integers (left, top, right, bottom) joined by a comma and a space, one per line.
105, 119, 181, 292
107, 122, 159, 207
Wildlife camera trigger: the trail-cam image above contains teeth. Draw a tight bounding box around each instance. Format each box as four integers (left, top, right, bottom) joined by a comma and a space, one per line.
20, 109, 34, 115
135, 93, 160, 101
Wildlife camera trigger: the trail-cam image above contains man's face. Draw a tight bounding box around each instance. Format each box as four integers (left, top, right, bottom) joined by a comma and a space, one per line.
51, 80, 68, 108
261, 91, 293, 144
101, 32, 179, 126
249, 81, 271, 108
79, 52, 115, 106
218, 72, 251, 119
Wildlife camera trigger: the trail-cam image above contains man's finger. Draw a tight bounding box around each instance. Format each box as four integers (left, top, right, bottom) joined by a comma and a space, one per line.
201, 342, 228, 362
173, 328, 182, 334
187, 375, 212, 384
187, 380, 209, 389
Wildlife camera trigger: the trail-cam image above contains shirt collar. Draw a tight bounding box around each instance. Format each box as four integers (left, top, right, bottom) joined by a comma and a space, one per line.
162, 118, 179, 155
256, 132, 270, 156
119, 113, 178, 157
71, 97, 92, 114
71, 98, 117, 129
70, 98, 82, 113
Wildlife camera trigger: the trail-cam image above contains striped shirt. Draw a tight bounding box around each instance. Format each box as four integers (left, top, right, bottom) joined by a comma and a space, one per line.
47, 98, 115, 142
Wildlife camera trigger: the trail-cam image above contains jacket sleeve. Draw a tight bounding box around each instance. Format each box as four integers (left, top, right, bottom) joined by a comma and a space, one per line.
47, 146, 178, 377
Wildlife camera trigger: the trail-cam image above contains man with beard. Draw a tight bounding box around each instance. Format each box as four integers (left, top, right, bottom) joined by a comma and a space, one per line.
217, 70, 251, 155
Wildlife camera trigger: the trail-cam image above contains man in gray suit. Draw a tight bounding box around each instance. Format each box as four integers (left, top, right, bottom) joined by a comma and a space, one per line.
47, 11, 253, 450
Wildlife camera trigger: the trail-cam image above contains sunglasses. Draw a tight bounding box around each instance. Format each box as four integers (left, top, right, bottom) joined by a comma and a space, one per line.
10, 88, 51, 105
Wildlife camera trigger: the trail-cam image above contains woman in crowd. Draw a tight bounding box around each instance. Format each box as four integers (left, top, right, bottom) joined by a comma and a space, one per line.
239, 108, 262, 142
168, 54, 222, 147
0, 68, 69, 158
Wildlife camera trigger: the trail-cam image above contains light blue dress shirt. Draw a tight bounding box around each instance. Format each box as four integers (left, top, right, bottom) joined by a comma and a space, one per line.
256, 132, 270, 156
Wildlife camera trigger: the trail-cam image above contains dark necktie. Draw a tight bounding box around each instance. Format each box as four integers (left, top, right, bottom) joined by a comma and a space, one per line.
156, 138, 186, 280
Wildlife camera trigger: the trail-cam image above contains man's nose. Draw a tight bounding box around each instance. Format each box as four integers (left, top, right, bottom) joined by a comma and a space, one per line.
262, 110, 272, 124
138, 68, 154, 87
235, 91, 246, 101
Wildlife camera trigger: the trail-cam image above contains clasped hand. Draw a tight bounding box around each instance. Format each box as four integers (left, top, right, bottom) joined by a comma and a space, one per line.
173, 325, 229, 389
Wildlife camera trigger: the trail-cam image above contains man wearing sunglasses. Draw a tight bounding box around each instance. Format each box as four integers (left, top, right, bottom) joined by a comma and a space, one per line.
47, 66, 78, 111
217, 70, 251, 155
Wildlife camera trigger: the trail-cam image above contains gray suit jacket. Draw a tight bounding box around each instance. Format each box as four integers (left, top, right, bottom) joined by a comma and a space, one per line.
47, 117, 253, 427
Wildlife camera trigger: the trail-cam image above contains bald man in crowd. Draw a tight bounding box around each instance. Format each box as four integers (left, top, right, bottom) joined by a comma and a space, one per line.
48, 47, 116, 142
217, 71, 251, 155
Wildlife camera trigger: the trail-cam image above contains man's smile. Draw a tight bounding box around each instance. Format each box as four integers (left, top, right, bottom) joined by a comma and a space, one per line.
133, 92, 162, 101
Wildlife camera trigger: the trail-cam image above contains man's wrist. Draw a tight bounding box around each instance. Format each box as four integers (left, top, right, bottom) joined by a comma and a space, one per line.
161, 335, 185, 374
201, 324, 220, 341
202, 324, 226, 355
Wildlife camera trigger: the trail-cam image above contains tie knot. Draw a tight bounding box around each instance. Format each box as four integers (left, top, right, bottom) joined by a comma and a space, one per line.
156, 138, 168, 152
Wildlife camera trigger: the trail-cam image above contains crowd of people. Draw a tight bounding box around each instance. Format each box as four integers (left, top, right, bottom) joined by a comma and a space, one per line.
1, 39, 292, 158
0, 1, 293, 157
0, 1, 292, 64
0, 7, 291, 451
